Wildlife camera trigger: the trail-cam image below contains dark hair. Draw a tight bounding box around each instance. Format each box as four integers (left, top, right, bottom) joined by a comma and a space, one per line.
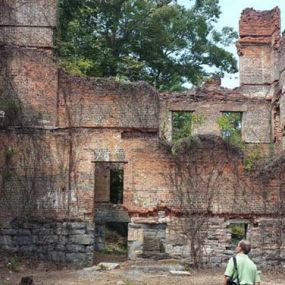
239, 240, 251, 254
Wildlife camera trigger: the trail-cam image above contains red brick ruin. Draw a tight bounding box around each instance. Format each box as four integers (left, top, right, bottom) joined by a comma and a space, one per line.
0, 1, 284, 267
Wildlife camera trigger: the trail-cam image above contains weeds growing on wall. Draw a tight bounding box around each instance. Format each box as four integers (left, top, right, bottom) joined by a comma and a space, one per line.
172, 112, 205, 142
217, 112, 273, 170
0, 134, 57, 220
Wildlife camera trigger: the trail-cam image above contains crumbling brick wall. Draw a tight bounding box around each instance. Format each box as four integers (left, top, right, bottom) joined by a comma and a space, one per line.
58, 72, 159, 129
0, 0, 58, 126
159, 88, 272, 144
0, 0, 56, 48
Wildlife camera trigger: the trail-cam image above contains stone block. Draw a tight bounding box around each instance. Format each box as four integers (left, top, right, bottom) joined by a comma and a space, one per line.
49, 251, 66, 263
20, 245, 36, 252
69, 234, 94, 245
1, 229, 17, 235
97, 262, 120, 270
0, 235, 12, 247
15, 235, 32, 246
170, 270, 191, 276
66, 244, 86, 253
66, 253, 87, 265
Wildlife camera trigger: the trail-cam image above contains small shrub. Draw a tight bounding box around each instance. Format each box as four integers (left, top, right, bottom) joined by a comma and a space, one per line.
6, 256, 20, 272
244, 148, 261, 171
0, 97, 22, 127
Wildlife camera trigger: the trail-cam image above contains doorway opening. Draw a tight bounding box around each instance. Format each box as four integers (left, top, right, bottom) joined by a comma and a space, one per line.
94, 222, 128, 264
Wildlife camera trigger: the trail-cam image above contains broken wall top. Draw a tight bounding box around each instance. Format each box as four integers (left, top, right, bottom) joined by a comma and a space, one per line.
237, 7, 282, 97
159, 86, 272, 144
239, 7, 280, 47
58, 72, 159, 129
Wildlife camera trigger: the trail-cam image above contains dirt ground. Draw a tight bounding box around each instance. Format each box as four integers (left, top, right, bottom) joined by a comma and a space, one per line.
1, 250, 285, 285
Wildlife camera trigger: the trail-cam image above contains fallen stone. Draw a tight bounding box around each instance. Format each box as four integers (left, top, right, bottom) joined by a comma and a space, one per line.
129, 263, 185, 275
116, 281, 125, 285
169, 270, 191, 276
97, 262, 120, 270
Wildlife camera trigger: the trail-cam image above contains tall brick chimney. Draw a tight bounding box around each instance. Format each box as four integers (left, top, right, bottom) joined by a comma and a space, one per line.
0, 0, 57, 48
237, 7, 281, 98
0, 0, 59, 127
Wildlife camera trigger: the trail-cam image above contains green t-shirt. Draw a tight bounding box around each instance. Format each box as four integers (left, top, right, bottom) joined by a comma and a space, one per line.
224, 254, 261, 285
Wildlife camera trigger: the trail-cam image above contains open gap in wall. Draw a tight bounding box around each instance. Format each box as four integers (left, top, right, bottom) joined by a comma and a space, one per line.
94, 162, 124, 204
142, 223, 168, 259
172, 111, 193, 142
230, 223, 248, 247
273, 104, 281, 147
110, 168, 123, 204
94, 222, 128, 264
105, 222, 128, 255
219, 112, 242, 144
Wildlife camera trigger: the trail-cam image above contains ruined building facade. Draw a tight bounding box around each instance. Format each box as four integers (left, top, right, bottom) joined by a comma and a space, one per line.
0, 1, 284, 267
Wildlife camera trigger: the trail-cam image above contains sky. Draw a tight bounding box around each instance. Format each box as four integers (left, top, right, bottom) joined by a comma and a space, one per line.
178, 0, 285, 88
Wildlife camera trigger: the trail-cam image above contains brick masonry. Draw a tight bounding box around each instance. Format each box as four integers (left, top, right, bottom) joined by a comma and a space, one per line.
0, 2, 285, 268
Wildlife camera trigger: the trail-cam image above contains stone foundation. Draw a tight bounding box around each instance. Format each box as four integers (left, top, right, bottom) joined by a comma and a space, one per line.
0, 220, 94, 267
128, 217, 285, 268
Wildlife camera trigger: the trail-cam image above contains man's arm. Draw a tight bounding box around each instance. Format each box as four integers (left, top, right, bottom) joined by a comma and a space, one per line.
255, 283, 260, 285
224, 276, 229, 285
224, 257, 234, 285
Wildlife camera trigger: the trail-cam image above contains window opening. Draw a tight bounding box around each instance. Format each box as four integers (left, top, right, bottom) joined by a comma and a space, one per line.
105, 222, 128, 255
230, 223, 248, 247
95, 162, 124, 204
172, 111, 193, 142
219, 112, 242, 144
110, 168, 124, 204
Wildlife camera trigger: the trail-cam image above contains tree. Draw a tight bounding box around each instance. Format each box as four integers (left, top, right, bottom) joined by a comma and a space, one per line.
57, 0, 237, 90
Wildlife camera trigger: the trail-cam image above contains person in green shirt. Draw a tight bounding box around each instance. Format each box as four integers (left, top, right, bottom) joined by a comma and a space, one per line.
224, 240, 261, 285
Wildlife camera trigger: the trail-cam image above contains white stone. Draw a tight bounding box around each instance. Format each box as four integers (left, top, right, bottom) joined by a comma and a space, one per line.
169, 270, 191, 276
97, 262, 120, 270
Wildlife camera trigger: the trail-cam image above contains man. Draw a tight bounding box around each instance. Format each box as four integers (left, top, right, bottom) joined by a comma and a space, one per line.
224, 240, 261, 285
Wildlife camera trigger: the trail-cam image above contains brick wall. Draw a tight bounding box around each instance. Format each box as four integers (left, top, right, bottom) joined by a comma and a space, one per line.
159, 89, 272, 144
0, 48, 58, 126
0, 0, 56, 48
237, 7, 280, 98
58, 73, 159, 129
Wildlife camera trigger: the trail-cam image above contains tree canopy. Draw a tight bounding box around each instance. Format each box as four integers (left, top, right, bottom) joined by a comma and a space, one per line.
57, 0, 238, 90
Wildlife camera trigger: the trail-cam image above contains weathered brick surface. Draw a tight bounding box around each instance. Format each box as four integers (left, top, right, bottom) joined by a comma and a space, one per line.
0, 27, 54, 47
0, 0, 57, 27
0, 0, 56, 49
159, 89, 272, 143
238, 8, 280, 93
239, 7, 280, 46
0, 48, 58, 126
58, 73, 159, 129
279, 34, 285, 149
239, 46, 275, 86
